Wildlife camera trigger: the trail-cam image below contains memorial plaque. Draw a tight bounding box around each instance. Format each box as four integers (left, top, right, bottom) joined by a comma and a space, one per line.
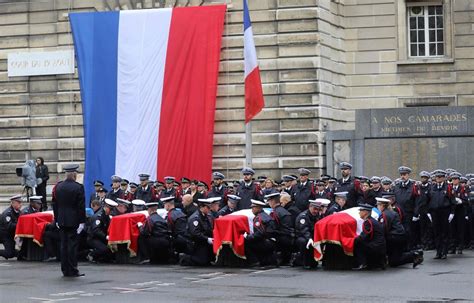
356, 106, 473, 138
364, 137, 474, 179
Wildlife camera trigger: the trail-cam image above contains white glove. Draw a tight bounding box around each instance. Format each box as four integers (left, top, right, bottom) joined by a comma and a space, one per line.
56, 222, 59, 229
106, 235, 109, 240
455, 198, 463, 205
448, 214, 454, 223
306, 239, 314, 249
243, 232, 248, 239
76, 223, 85, 234
412, 216, 419, 222
207, 238, 214, 245
137, 222, 143, 228
466, 216, 469, 220
427, 213, 432, 222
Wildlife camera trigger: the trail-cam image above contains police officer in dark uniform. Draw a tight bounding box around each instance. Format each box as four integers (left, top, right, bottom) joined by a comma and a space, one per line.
293, 168, 315, 211
21, 195, 42, 215
106, 175, 124, 201
236, 167, 263, 210
52, 164, 86, 277
448, 172, 469, 254
326, 191, 348, 215
357, 177, 377, 206
208, 172, 228, 208
218, 194, 240, 216
137, 202, 171, 264
353, 203, 386, 270
163, 196, 189, 257
0, 195, 22, 259
294, 199, 321, 269
314, 179, 332, 200
160, 177, 182, 208
427, 170, 456, 259
415, 171, 434, 250
393, 166, 419, 250
243, 199, 277, 267
369, 176, 384, 198
376, 197, 423, 268
135, 174, 157, 203
282, 175, 297, 197
86, 198, 117, 263
336, 162, 360, 208
89, 180, 104, 206
265, 192, 294, 265
179, 199, 214, 266
181, 177, 192, 196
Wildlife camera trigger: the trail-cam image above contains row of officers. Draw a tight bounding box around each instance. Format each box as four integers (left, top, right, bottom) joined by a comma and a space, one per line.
1, 163, 473, 268
90, 163, 474, 256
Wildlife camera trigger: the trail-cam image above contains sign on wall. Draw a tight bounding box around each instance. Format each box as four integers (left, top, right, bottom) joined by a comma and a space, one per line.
8, 49, 75, 77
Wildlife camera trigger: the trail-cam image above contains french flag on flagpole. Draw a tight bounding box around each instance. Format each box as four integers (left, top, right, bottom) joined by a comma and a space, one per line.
243, 0, 265, 124
69, 6, 226, 202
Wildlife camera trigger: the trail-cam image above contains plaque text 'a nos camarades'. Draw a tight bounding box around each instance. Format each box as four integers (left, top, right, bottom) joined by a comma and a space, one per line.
359, 107, 473, 138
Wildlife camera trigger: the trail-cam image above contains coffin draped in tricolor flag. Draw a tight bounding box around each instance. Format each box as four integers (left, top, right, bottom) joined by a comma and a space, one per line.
213, 209, 271, 259
69, 6, 226, 201
243, 0, 264, 123
313, 207, 379, 261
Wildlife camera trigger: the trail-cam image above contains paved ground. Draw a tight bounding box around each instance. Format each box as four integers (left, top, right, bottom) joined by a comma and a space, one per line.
0, 250, 473, 303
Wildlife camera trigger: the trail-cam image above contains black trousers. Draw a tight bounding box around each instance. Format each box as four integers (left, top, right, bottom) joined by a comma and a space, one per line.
386, 235, 414, 267
432, 207, 450, 256
0, 231, 17, 259
354, 238, 385, 268
450, 205, 466, 250
43, 227, 60, 259
37, 185, 48, 211
402, 211, 417, 249
420, 212, 434, 248
138, 235, 170, 264
181, 241, 214, 266
295, 237, 317, 267
59, 227, 79, 276
244, 238, 276, 266
87, 238, 113, 262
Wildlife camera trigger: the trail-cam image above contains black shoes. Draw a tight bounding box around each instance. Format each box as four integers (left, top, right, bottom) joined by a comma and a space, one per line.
352, 264, 368, 271
413, 251, 424, 268
64, 272, 85, 277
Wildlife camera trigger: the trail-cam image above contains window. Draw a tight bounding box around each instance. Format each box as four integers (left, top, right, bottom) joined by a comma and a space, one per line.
408, 5, 444, 57
396, 1, 453, 64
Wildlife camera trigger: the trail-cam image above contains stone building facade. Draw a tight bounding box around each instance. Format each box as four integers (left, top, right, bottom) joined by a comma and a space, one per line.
0, 0, 473, 201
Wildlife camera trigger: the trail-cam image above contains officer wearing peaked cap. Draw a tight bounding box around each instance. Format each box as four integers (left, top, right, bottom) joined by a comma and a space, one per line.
448, 171, 469, 254
294, 199, 322, 269
181, 177, 192, 196
0, 195, 23, 259
326, 191, 348, 215
135, 174, 157, 203
336, 162, 360, 209
90, 180, 104, 205
160, 176, 182, 209
107, 175, 124, 202
179, 199, 214, 266
52, 163, 86, 277
244, 199, 278, 267
394, 165, 419, 250
236, 167, 263, 210
416, 171, 434, 250
218, 194, 240, 217
266, 192, 294, 265
293, 168, 316, 212
162, 195, 189, 258
208, 172, 229, 208
353, 203, 386, 270
137, 201, 171, 264
86, 199, 116, 263
21, 195, 42, 215
376, 197, 423, 268
282, 175, 297, 197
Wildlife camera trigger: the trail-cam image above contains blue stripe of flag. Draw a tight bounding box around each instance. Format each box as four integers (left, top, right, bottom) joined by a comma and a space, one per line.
70, 11, 119, 205
243, 0, 252, 31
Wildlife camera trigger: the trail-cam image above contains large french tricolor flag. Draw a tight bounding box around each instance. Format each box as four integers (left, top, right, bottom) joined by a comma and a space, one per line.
69, 6, 226, 200
243, 0, 264, 123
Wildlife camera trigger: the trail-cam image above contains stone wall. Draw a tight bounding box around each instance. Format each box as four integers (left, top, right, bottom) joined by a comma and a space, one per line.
1, 0, 473, 202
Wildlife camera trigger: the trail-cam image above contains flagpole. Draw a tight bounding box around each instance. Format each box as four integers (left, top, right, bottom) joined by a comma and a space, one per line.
245, 121, 252, 167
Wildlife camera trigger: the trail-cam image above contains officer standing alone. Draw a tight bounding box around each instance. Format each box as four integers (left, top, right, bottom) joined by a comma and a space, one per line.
52, 164, 86, 277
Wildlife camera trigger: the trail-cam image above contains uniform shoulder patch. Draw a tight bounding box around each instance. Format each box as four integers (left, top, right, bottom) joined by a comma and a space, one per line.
255, 221, 260, 227
5, 216, 11, 222
193, 220, 199, 227
299, 218, 305, 225
95, 219, 101, 225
